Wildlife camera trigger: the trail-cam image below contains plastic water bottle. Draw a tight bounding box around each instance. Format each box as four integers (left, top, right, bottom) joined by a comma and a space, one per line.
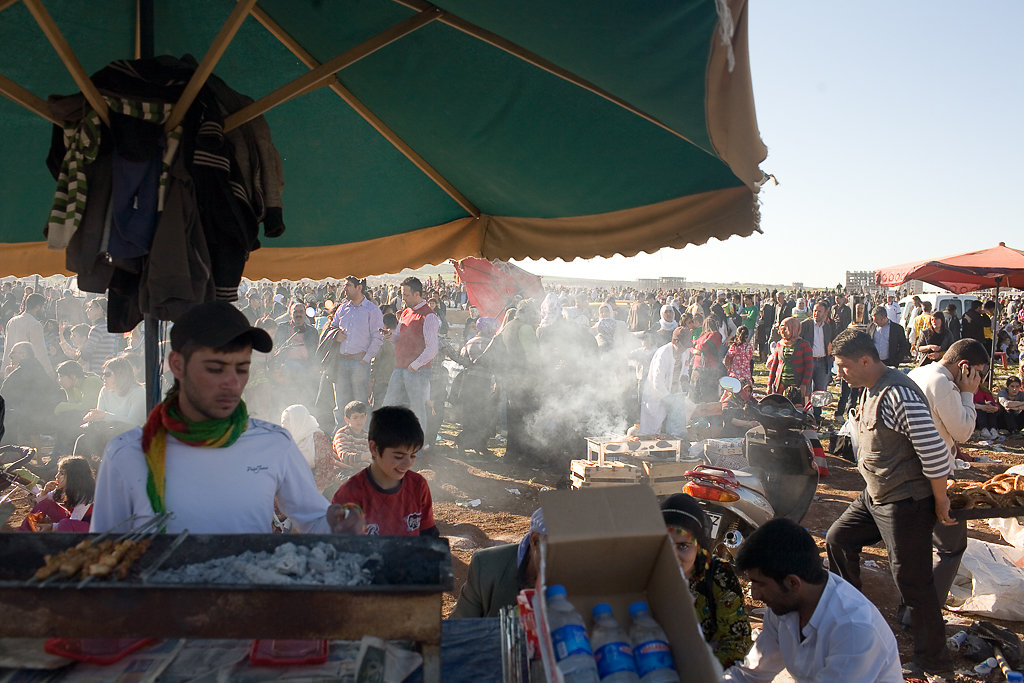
974, 656, 998, 675
946, 630, 968, 650
546, 585, 599, 683
591, 604, 639, 682
628, 602, 679, 683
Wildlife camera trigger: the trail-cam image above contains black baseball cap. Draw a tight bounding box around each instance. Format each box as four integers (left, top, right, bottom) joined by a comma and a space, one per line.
170, 301, 273, 353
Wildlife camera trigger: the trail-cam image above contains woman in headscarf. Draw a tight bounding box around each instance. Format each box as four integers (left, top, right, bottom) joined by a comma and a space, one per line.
661, 494, 751, 668
766, 316, 813, 404
690, 316, 726, 402
791, 297, 811, 322
657, 305, 679, 345
280, 404, 331, 472
538, 292, 563, 328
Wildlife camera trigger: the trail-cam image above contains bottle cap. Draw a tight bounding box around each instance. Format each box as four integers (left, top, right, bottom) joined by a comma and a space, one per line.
545, 584, 567, 599
592, 603, 613, 617
628, 601, 649, 617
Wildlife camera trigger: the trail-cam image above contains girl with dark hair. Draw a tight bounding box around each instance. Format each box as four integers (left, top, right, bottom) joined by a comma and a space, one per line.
661, 494, 751, 667
19, 456, 95, 532
724, 326, 754, 387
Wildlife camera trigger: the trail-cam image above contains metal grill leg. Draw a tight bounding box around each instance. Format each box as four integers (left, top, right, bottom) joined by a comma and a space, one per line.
421, 643, 441, 683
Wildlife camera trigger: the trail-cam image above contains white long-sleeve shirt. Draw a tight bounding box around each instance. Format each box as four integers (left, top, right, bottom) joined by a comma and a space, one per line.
91, 419, 331, 534
907, 363, 976, 468
723, 573, 903, 683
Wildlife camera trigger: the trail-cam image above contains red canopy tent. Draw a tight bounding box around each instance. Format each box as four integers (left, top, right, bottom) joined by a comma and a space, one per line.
875, 242, 1024, 294
876, 242, 1024, 385
451, 257, 544, 320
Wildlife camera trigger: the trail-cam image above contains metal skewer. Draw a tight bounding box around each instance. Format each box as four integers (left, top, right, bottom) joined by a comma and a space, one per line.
73, 514, 173, 588
139, 529, 190, 582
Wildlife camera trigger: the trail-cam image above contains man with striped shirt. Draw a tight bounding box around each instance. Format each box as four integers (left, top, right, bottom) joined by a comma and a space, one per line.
825, 329, 956, 678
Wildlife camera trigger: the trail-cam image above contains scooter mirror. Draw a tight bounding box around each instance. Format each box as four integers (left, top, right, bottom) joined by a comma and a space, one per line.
719, 376, 742, 394
810, 390, 833, 408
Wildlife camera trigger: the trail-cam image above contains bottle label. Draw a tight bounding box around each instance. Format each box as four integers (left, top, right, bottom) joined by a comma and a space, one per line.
595, 641, 638, 676
634, 639, 675, 676
552, 624, 593, 661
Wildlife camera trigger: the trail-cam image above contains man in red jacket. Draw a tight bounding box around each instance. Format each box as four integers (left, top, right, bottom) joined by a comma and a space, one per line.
381, 277, 440, 439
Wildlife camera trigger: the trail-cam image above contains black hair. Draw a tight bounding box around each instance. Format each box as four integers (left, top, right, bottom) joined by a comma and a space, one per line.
382, 313, 399, 329
942, 338, 990, 367
56, 359, 84, 378
24, 293, 45, 311
660, 493, 710, 549
344, 400, 368, 418
984, 300, 995, 310
368, 406, 424, 452
400, 276, 423, 295
735, 518, 827, 585
55, 456, 95, 508
831, 329, 879, 361
1006, 375, 1022, 389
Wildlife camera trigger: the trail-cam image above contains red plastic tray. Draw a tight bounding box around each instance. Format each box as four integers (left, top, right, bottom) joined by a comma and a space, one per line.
44, 638, 157, 665
249, 639, 329, 666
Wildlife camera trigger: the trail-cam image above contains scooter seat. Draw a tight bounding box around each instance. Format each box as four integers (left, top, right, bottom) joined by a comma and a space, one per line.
729, 469, 767, 496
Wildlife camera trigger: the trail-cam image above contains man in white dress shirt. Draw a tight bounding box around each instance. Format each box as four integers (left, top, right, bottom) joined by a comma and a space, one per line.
723, 519, 903, 683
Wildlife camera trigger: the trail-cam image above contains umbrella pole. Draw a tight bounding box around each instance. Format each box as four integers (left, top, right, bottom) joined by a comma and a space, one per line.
139, 0, 161, 412
990, 278, 1001, 391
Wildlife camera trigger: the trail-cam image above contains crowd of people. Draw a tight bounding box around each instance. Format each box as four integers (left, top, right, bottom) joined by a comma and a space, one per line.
4, 273, 1024, 679
3, 276, 1024, 473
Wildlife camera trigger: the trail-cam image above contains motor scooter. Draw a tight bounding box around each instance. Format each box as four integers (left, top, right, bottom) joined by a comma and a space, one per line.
682, 377, 830, 557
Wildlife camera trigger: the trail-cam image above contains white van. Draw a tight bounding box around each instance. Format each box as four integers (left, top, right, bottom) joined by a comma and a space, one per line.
898, 293, 979, 325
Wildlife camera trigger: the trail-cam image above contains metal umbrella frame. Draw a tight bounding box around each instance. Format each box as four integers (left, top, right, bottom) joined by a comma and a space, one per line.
1, 0, 768, 279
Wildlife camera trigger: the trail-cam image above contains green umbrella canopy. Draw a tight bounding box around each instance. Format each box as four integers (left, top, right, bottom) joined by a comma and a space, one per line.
0, 0, 766, 279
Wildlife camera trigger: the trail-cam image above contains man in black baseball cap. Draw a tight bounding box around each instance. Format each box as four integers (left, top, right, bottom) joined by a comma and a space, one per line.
91, 301, 362, 535
170, 300, 273, 355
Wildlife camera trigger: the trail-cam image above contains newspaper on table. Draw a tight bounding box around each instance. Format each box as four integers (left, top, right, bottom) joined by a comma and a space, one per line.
355, 636, 422, 683
0, 639, 184, 683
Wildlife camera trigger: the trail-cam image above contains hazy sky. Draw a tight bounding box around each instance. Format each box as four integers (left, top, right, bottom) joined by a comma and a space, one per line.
516, 1, 1023, 287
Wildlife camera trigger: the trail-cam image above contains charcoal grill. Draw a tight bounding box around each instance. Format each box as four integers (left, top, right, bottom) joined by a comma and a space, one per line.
0, 533, 452, 681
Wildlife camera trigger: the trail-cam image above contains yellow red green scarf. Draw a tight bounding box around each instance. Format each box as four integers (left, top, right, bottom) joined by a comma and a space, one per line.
141, 395, 248, 513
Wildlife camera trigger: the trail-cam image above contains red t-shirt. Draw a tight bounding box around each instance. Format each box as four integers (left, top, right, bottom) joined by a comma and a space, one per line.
332, 467, 435, 536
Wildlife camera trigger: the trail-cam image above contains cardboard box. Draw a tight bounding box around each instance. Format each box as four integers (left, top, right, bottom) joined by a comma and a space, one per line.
706, 437, 744, 456
569, 459, 645, 489
642, 458, 703, 497
534, 485, 719, 682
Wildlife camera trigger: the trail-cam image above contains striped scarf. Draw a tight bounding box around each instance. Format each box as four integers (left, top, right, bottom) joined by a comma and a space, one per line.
141, 395, 248, 514
47, 95, 183, 249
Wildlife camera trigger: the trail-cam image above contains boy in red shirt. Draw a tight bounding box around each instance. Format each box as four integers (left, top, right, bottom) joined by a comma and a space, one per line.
332, 406, 438, 537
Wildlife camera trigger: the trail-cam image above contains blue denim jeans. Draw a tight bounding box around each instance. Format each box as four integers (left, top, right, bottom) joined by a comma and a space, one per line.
333, 358, 371, 428
381, 367, 431, 434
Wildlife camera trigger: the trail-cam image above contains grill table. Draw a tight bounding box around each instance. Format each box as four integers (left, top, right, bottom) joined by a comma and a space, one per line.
0, 533, 452, 682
